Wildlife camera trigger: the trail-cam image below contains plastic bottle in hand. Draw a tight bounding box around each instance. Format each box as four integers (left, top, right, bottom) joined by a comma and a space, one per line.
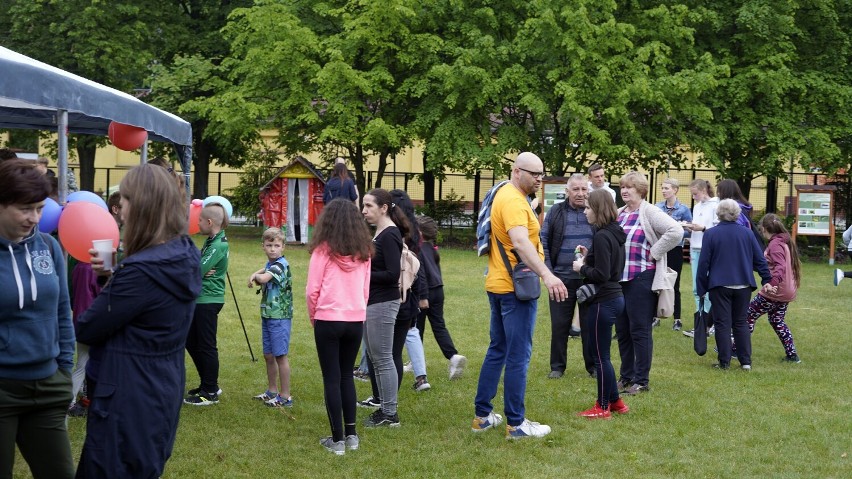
574, 246, 584, 262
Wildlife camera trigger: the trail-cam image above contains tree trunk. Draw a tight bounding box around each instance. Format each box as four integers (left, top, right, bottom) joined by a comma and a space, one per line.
75, 136, 98, 193
374, 148, 388, 189
192, 134, 211, 199
422, 149, 435, 212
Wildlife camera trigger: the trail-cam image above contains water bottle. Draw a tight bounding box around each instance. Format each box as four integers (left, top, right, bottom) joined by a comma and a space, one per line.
574, 246, 584, 262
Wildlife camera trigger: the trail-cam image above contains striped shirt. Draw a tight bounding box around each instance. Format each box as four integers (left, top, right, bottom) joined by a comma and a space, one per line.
618, 209, 655, 281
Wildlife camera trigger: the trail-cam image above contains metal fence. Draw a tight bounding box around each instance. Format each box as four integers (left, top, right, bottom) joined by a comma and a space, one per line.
79, 165, 851, 227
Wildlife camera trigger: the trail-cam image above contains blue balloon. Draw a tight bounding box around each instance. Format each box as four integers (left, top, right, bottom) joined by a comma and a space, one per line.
203, 195, 233, 218
39, 198, 62, 233
66, 190, 108, 211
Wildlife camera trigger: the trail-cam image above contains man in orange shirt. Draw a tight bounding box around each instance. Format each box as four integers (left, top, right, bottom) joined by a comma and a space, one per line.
471, 152, 567, 440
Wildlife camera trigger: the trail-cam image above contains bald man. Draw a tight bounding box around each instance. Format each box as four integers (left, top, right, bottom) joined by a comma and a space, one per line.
472, 152, 566, 439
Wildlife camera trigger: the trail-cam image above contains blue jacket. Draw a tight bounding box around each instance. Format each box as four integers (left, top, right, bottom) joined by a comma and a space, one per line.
0, 229, 74, 380
696, 221, 771, 296
75, 235, 201, 478
323, 176, 357, 203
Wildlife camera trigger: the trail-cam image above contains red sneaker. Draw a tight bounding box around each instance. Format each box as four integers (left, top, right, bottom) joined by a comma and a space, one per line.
609, 398, 629, 415
577, 403, 611, 420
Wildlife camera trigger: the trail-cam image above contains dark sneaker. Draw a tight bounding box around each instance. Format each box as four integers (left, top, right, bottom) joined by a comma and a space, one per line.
67, 401, 88, 417
623, 384, 649, 395
184, 391, 219, 406
364, 409, 400, 428
672, 319, 682, 331
568, 327, 581, 338
547, 370, 563, 379
783, 354, 801, 364
616, 378, 632, 392
413, 376, 431, 392
651, 318, 661, 327
713, 362, 730, 370
188, 386, 222, 396
357, 396, 381, 409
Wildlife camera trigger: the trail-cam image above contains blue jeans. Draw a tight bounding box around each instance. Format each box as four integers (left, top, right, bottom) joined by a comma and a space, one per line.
405, 327, 427, 377
587, 297, 624, 409
474, 292, 537, 427
690, 249, 711, 313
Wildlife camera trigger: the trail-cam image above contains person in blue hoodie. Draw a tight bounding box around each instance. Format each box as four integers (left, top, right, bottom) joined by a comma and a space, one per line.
0, 159, 75, 479
75, 164, 201, 478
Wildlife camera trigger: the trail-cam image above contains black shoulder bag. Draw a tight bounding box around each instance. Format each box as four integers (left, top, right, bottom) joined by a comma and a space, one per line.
496, 241, 541, 301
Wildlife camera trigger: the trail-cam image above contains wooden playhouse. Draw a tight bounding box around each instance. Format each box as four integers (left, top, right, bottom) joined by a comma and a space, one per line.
259, 156, 326, 244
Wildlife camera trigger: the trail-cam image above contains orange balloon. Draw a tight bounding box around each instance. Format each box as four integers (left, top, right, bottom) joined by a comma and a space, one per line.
58, 202, 120, 263
188, 203, 202, 235
108, 121, 148, 151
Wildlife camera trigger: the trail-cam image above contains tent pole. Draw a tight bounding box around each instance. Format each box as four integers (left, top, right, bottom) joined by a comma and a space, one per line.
57, 110, 68, 204
140, 142, 147, 164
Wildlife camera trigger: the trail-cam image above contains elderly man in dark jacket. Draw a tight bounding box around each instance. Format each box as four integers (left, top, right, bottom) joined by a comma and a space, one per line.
541, 173, 594, 379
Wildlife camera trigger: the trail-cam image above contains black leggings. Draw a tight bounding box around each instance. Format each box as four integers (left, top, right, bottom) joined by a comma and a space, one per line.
314, 321, 363, 441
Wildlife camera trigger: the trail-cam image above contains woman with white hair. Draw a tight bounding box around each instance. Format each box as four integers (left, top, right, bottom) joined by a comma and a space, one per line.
695, 199, 771, 371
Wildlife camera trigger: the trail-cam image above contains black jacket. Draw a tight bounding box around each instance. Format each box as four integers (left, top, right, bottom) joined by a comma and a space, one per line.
579, 222, 627, 303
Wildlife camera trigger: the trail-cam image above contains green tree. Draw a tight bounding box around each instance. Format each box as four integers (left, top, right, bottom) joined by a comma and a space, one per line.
684, 0, 852, 195
2, 0, 154, 191
218, 0, 441, 194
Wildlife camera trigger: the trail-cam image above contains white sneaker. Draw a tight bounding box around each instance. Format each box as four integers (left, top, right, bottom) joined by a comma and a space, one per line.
835, 269, 844, 286
344, 434, 359, 451
471, 412, 503, 432
506, 418, 552, 439
449, 354, 467, 380
403, 362, 413, 373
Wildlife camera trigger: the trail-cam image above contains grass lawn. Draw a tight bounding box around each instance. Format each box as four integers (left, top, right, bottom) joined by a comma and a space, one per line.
17, 228, 852, 478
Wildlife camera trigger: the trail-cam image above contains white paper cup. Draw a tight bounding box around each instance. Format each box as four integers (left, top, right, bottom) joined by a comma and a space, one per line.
92, 239, 114, 270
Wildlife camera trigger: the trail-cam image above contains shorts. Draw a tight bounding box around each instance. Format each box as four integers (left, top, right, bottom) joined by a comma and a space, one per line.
261, 318, 292, 357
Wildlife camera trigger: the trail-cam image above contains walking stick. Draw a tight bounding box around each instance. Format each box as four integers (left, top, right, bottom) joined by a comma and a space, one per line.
227, 271, 257, 362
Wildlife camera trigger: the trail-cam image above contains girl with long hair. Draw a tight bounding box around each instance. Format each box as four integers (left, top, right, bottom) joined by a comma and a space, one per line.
573, 190, 629, 419
358, 188, 410, 427
75, 164, 201, 477
744, 214, 802, 363
307, 199, 373, 454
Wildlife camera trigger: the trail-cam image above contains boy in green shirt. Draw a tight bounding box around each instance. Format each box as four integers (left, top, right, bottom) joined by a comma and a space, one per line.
184, 203, 229, 406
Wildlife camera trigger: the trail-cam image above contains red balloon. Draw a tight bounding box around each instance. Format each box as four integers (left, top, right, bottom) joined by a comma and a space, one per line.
108, 121, 148, 151
58, 202, 120, 263
188, 203, 202, 235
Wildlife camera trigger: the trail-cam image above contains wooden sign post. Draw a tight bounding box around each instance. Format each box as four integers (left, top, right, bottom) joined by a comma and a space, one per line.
793, 185, 837, 264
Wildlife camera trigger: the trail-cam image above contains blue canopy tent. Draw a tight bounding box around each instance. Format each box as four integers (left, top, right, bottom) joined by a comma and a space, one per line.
0, 46, 193, 201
